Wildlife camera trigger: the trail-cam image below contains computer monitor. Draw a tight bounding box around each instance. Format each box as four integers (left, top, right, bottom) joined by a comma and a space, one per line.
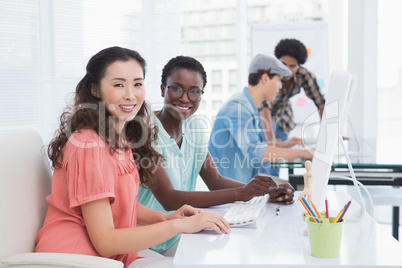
311, 70, 357, 208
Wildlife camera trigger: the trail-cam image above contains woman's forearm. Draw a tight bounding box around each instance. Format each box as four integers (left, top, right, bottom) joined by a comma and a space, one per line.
137, 203, 168, 225
155, 188, 243, 211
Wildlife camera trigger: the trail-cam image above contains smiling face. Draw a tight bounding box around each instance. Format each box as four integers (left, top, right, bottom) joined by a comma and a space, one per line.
161, 68, 203, 120
91, 59, 145, 133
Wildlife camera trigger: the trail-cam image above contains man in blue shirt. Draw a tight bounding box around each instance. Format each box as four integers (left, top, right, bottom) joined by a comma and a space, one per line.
209, 54, 313, 184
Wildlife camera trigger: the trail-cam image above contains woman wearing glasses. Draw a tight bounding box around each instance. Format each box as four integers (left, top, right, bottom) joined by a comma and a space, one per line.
138, 56, 293, 256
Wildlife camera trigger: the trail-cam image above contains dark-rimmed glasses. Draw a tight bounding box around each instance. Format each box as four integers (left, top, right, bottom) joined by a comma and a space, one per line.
165, 85, 204, 102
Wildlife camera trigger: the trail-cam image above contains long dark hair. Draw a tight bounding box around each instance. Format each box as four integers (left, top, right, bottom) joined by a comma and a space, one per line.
48, 46, 161, 188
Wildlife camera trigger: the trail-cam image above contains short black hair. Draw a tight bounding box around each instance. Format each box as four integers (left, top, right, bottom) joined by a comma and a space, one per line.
274, 38, 308, 65
161, 56, 207, 88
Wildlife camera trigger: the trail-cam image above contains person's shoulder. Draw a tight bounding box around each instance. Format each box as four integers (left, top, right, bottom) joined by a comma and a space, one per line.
151, 113, 170, 144
185, 114, 208, 127
184, 114, 209, 134
297, 66, 317, 78
71, 128, 99, 140
67, 129, 105, 149
216, 91, 250, 115
149, 112, 161, 128
61, 129, 107, 169
230, 91, 248, 103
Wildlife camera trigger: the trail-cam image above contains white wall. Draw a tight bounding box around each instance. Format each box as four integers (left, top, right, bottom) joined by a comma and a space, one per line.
347, 0, 378, 158
141, 0, 182, 109
0, 0, 182, 144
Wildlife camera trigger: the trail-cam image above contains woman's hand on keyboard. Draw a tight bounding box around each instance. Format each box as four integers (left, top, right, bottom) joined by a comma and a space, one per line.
268, 183, 295, 204
237, 175, 277, 201
166, 204, 203, 220
175, 210, 231, 235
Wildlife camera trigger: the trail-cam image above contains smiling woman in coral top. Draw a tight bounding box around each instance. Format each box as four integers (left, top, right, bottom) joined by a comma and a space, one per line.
35, 47, 230, 268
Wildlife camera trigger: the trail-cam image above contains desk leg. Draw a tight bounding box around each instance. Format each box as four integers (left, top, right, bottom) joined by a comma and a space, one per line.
289, 168, 294, 175
289, 175, 304, 191
392, 206, 399, 240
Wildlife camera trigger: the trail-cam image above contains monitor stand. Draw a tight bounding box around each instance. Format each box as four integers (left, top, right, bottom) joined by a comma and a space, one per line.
330, 134, 374, 222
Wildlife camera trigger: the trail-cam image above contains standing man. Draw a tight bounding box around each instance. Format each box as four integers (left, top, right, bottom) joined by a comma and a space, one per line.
261, 38, 326, 144
208, 54, 313, 201
259, 38, 326, 177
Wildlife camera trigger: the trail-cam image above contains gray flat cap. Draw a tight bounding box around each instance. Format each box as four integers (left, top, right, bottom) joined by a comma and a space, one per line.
248, 54, 292, 77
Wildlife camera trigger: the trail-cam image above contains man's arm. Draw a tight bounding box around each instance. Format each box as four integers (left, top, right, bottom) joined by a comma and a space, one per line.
261, 145, 314, 162
300, 68, 326, 118
318, 106, 324, 119
259, 101, 275, 142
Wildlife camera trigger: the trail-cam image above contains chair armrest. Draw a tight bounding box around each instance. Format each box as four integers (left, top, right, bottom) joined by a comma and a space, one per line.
1, 252, 123, 268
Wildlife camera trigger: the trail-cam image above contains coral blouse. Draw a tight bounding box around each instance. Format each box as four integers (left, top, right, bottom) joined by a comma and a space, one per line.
35, 129, 139, 266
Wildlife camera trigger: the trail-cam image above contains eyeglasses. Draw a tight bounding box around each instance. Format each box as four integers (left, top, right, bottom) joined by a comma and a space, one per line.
166, 85, 204, 102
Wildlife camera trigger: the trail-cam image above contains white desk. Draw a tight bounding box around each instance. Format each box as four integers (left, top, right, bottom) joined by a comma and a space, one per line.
173, 191, 402, 267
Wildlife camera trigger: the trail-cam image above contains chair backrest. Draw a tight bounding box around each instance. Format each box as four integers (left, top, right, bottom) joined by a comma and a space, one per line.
0, 130, 52, 260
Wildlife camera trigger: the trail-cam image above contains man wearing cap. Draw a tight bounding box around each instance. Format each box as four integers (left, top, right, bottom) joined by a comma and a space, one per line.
208, 54, 313, 195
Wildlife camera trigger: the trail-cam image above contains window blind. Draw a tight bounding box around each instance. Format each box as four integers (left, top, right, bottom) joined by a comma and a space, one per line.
0, 0, 181, 144
0, 1, 40, 133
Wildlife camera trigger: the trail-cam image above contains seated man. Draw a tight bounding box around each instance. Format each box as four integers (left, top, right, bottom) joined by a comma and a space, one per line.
208, 53, 313, 184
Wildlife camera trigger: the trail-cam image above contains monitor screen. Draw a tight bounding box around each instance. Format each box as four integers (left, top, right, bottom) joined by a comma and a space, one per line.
311, 70, 357, 208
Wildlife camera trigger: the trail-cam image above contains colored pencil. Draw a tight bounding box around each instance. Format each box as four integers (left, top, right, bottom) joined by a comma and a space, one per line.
325, 196, 329, 219
311, 201, 322, 219
337, 198, 352, 223
332, 199, 350, 223
332, 207, 344, 223
301, 197, 319, 221
300, 199, 319, 223
300, 198, 320, 223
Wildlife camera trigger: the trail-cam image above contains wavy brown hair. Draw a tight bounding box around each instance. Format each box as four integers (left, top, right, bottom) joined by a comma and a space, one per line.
48, 46, 162, 188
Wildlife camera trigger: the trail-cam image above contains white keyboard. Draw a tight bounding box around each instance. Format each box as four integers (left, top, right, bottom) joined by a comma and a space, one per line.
223, 194, 269, 227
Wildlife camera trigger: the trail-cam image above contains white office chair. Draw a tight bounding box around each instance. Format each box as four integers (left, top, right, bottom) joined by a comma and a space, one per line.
0, 130, 123, 268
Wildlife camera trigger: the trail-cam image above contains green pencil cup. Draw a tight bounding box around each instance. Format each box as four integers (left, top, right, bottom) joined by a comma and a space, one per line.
306, 217, 344, 258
